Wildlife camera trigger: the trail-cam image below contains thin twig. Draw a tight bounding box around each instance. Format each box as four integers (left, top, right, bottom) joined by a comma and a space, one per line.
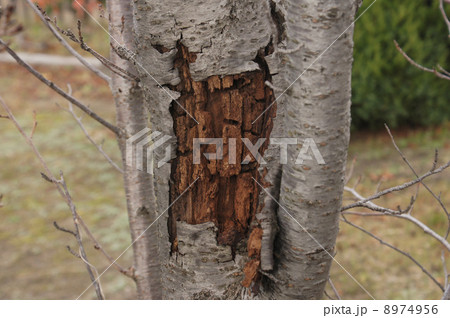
61, 85, 123, 174
0, 39, 122, 137
34, 7, 137, 83
0, 2, 23, 38
384, 124, 450, 238
0, 96, 55, 188
53, 221, 77, 237
67, 245, 81, 258
25, 0, 111, 83
443, 284, 450, 300
342, 206, 450, 252
323, 290, 334, 300
442, 249, 450, 299
110, 42, 136, 61
438, 65, 450, 77
77, 216, 134, 278
0, 95, 104, 299
29, 110, 37, 139
344, 183, 416, 216
0, 96, 133, 296
341, 216, 444, 291
1, 95, 130, 270
76, 20, 139, 82
59, 171, 105, 299
439, 0, 450, 36
342, 161, 450, 212
394, 40, 450, 81
442, 251, 449, 289
328, 277, 341, 300
1, 94, 131, 276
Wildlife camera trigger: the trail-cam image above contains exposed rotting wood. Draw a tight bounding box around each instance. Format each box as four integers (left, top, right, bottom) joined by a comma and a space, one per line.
168, 43, 277, 290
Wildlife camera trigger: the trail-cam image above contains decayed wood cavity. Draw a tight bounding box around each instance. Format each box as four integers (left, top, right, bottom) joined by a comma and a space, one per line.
168, 43, 276, 287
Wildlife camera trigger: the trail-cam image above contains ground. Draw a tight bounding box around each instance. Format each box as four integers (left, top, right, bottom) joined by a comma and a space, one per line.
0, 21, 449, 299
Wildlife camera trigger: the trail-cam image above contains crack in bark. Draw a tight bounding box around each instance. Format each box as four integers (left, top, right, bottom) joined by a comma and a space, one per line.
269, 0, 286, 44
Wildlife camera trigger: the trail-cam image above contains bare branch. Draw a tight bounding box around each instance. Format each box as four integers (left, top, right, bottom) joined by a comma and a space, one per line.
328, 277, 341, 300
67, 245, 81, 258
342, 161, 450, 212
0, 2, 23, 38
443, 285, 450, 300
442, 251, 449, 289
110, 42, 136, 61
394, 40, 450, 81
0, 39, 123, 137
24, 0, 111, 83
323, 290, 334, 300
0, 95, 104, 299
61, 85, 123, 174
2, 94, 131, 276
53, 221, 77, 237
29, 110, 37, 139
0, 96, 133, 296
32, 5, 137, 83
438, 65, 450, 77
342, 206, 450, 252
1, 96, 55, 184
59, 171, 105, 299
75, 20, 139, 82
343, 190, 408, 214
76, 216, 134, 279
40, 172, 54, 184
384, 124, 450, 238
341, 216, 444, 291
439, 0, 450, 36
443, 249, 450, 299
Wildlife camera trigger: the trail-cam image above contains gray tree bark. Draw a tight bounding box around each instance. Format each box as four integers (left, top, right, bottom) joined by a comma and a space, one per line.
107, 0, 162, 299
107, 0, 360, 299
267, 0, 360, 299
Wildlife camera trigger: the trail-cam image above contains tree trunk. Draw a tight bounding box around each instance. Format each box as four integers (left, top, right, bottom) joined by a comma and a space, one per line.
268, 0, 360, 299
115, 0, 360, 299
107, 0, 162, 299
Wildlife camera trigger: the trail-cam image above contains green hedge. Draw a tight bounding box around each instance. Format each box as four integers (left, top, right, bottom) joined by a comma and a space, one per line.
352, 0, 450, 129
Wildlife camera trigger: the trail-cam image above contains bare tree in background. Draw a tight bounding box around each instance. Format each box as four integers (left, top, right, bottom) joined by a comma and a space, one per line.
335, 0, 450, 301
1, 0, 449, 300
